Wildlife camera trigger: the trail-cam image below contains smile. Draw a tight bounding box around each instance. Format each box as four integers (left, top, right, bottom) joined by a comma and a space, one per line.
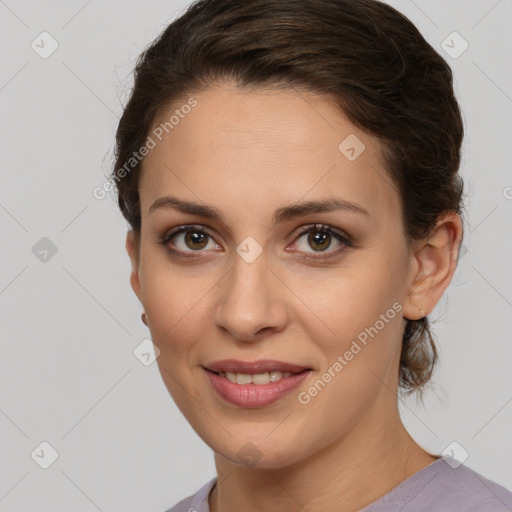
218, 370, 294, 385
204, 367, 312, 408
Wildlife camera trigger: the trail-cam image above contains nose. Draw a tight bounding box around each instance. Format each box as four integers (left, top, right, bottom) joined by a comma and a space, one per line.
213, 248, 288, 343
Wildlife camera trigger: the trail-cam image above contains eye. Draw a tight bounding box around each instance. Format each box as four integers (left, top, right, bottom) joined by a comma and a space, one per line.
158, 223, 353, 260
158, 224, 221, 257
289, 223, 353, 259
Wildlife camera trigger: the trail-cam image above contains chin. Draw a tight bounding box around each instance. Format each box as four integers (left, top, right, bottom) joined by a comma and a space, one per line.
209, 433, 309, 470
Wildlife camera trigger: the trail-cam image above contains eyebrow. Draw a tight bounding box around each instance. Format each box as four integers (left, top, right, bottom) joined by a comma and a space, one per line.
148, 195, 371, 226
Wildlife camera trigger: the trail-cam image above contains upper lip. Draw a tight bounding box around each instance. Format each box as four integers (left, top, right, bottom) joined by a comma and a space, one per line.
204, 359, 311, 374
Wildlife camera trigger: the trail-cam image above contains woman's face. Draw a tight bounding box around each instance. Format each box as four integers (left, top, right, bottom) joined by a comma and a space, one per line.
127, 82, 420, 468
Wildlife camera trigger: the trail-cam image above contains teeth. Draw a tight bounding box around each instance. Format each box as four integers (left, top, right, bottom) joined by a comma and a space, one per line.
221, 371, 293, 385
236, 373, 252, 385
252, 372, 270, 385
225, 372, 237, 383
270, 371, 284, 382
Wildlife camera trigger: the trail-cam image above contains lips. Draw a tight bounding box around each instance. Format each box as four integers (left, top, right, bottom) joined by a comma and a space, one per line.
204, 366, 312, 407
203, 359, 311, 374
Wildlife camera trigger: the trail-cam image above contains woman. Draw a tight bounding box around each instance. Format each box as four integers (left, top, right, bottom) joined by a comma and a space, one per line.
111, 0, 512, 510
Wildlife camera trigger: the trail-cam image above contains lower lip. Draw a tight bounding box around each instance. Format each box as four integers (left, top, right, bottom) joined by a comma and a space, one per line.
204, 368, 311, 408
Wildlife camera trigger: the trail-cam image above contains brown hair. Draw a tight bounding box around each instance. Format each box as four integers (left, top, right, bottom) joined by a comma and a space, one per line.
111, 0, 465, 397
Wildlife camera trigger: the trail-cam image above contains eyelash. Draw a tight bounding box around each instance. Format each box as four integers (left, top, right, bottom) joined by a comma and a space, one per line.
158, 223, 353, 261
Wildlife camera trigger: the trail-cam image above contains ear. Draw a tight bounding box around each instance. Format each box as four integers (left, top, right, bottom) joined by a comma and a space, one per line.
126, 230, 142, 302
402, 212, 464, 320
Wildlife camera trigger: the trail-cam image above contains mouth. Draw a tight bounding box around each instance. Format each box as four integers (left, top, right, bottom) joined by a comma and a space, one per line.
203, 359, 312, 376
202, 360, 313, 407
205, 368, 310, 385
203, 359, 312, 385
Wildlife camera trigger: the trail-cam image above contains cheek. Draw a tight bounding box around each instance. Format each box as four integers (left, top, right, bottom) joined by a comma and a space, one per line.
294, 259, 401, 341
297, 304, 404, 438
143, 267, 210, 407
139, 253, 218, 362
292, 256, 405, 394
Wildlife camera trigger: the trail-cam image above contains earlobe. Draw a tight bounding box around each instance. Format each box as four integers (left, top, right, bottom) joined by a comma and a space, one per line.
402, 213, 463, 320
126, 230, 142, 302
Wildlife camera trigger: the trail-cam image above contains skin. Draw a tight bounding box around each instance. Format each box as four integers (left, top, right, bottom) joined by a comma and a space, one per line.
126, 81, 463, 512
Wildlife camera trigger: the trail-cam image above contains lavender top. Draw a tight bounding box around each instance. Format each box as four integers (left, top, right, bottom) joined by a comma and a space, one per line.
165, 456, 512, 512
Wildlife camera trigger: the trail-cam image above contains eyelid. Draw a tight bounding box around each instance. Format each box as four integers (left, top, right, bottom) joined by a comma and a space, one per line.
164, 224, 214, 238
293, 223, 351, 242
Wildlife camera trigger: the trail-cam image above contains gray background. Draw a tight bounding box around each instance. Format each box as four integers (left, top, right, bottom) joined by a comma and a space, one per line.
1, 0, 511, 510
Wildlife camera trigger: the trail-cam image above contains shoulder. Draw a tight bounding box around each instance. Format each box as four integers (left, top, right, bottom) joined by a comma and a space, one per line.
429, 458, 512, 511
164, 477, 217, 512
364, 456, 512, 512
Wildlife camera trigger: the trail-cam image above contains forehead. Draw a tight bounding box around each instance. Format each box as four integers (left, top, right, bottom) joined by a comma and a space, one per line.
139, 82, 399, 223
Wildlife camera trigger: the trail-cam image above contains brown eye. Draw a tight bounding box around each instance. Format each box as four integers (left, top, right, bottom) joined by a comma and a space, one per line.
159, 225, 220, 257
307, 228, 332, 251
292, 223, 353, 259
183, 230, 209, 250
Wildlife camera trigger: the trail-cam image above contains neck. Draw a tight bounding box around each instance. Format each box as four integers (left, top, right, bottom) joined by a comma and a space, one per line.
209, 398, 438, 512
